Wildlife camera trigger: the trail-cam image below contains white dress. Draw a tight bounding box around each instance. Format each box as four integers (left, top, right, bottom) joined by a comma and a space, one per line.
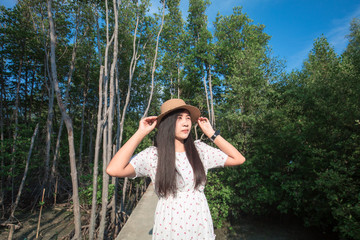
130, 140, 228, 240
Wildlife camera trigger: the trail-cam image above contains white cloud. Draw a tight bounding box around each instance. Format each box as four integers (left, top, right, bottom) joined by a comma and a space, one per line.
286, 44, 312, 72
287, 4, 360, 72
328, 4, 360, 54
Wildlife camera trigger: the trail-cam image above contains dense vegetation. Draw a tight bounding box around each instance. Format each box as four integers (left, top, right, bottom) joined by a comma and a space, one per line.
0, 0, 359, 239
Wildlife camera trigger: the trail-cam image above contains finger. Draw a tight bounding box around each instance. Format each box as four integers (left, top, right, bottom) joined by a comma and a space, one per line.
197, 120, 206, 128
145, 120, 155, 126
144, 116, 157, 121
147, 119, 158, 126
145, 116, 157, 121
198, 117, 208, 124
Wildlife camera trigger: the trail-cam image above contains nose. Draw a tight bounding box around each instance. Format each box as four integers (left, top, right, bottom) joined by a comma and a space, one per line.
182, 118, 190, 127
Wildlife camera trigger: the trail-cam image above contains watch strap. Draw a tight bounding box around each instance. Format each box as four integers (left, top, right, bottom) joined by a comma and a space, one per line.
210, 130, 220, 142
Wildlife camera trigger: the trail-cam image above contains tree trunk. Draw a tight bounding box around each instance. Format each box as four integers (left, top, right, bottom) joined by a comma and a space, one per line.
111, 64, 121, 235
118, 3, 141, 215
24, 68, 28, 122
177, 64, 181, 98
10, 123, 39, 219
170, 77, 173, 98
88, 112, 94, 168
110, 144, 117, 238
89, 4, 106, 238
47, 1, 82, 239
143, 0, 166, 118
119, 2, 140, 146
29, 68, 35, 123
203, 74, 211, 121
99, 0, 118, 238
0, 60, 5, 216
9, 58, 23, 205
79, 51, 91, 174
90, 0, 116, 237
43, 62, 54, 195
78, 87, 87, 175
47, 3, 79, 197
88, 66, 104, 240
208, 66, 215, 126
98, 0, 110, 234
50, 117, 63, 193
121, 177, 128, 212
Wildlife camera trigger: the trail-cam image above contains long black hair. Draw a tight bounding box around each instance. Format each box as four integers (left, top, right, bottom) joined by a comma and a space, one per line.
154, 109, 206, 197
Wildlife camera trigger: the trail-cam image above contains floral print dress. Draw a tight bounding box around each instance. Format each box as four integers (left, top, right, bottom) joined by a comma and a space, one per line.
130, 140, 228, 240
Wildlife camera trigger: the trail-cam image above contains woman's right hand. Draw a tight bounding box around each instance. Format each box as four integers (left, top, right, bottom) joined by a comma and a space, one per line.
138, 116, 157, 135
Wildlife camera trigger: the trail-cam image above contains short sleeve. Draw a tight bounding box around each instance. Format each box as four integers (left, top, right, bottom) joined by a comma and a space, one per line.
195, 140, 228, 170
130, 146, 157, 178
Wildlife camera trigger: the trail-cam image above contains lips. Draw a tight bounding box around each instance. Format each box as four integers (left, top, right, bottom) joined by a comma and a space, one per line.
181, 129, 189, 133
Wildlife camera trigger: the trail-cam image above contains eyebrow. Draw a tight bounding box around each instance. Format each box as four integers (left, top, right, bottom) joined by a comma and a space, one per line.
177, 113, 190, 117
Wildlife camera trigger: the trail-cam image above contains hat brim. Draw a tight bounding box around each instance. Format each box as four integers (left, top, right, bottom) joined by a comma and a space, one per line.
156, 105, 200, 128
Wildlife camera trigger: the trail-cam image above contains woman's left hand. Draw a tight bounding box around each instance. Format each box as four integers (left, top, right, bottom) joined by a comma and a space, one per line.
197, 117, 215, 138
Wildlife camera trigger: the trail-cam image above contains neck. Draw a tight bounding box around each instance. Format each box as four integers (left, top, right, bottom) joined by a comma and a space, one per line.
174, 138, 185, 152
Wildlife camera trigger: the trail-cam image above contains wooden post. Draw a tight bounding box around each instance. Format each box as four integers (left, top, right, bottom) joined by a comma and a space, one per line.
7, 224, 14, 240
36, 188, 45, 239
54, 176, 58, 206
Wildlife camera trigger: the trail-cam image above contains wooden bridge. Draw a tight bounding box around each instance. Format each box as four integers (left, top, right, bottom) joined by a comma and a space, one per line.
116, 183, 158, 240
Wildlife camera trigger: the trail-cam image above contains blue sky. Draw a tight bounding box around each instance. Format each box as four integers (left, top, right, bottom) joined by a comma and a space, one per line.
2, 0, 360, 72
149, 0, 360, 72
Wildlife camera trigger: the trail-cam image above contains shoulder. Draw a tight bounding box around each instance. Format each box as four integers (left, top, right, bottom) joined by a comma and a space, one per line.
194, 140, 209, 147
194, 140, 210, 152
194, 139, 204, 148
146, 145, 157, 151
131, 146, 158, 167
142, 146, 158, 155
133, 146, 158, 159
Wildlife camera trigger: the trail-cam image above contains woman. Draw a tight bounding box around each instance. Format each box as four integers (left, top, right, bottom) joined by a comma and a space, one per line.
106, 99, 245, 239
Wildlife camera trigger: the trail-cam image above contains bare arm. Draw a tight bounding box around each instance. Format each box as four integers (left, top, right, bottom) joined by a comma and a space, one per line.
106, 116, 157, 178
197, 117, 245, 166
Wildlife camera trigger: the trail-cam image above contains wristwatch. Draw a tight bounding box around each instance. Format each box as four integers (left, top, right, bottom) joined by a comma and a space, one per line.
210, 130, 220, 142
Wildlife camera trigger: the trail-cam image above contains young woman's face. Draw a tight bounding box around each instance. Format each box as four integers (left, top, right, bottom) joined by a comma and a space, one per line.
174, 110, 192, 142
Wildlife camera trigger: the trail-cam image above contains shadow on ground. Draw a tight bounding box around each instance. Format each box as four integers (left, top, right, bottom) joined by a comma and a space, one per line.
0, 207, 74, 240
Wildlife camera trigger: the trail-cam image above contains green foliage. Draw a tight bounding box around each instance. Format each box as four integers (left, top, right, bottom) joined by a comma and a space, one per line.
1, 0, 359, 238
205, 171, 232, 228
205, 17, 360, 239
214, 6, 272, 154
79, 175, 115, 205
181, 0, 214, 109
227, 34, 360, 239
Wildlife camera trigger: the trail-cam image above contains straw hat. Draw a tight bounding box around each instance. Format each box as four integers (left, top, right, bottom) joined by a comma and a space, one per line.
156, 99, 200, 127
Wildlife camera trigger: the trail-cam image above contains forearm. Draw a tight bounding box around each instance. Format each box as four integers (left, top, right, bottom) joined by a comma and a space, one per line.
198, 117, 246, 166
206, 131, 245, 166
215, 136, 244, 159
106, 129, 146, 176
